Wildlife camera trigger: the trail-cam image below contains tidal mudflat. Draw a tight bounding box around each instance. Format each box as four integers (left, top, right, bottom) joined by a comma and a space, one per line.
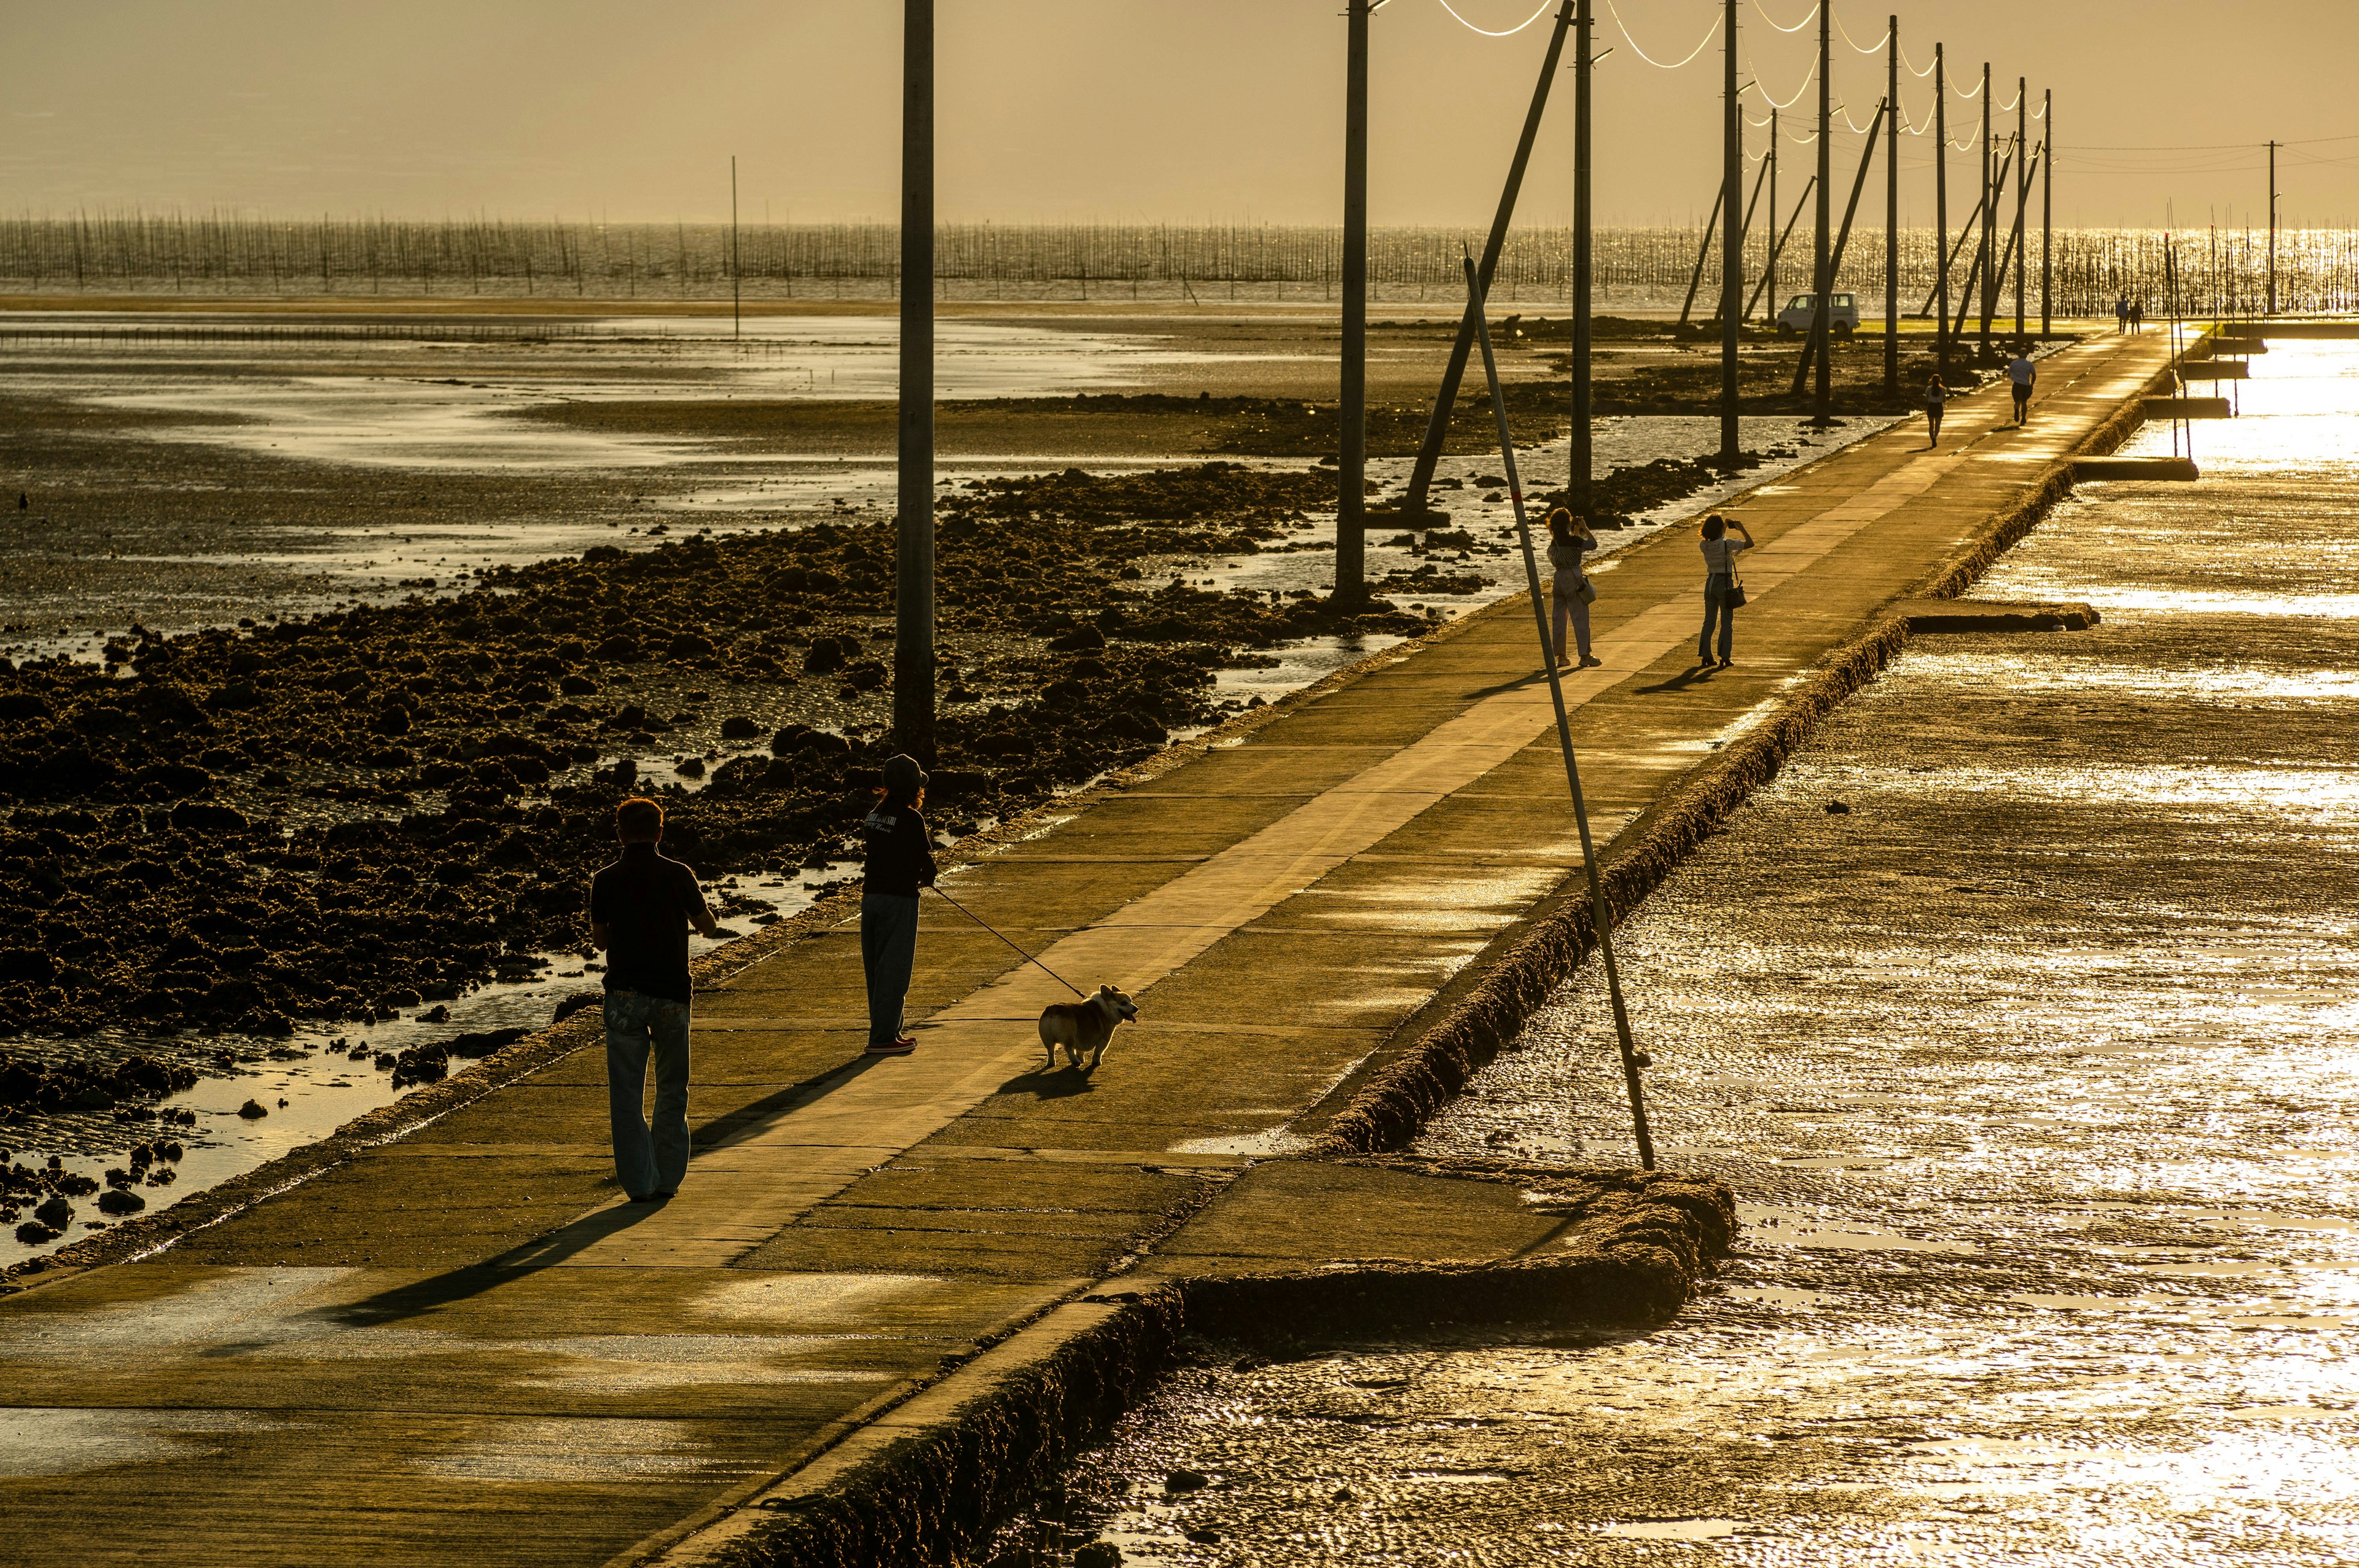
998, 346, 2359, 1566
0, 303, 1904, 1265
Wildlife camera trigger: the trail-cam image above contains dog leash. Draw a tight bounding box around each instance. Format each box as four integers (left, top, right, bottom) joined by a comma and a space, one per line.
925, 886, 1089, 999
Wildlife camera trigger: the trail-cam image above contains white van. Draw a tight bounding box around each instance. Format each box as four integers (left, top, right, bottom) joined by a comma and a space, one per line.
1775, 293, 1858, 335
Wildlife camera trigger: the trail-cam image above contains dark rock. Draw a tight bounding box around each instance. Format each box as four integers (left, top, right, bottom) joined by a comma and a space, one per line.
446, 1026, 531, 1058
551, 992, 603, 1027
1165, 1469, 1210, 1494
97, 1187, 145, 1215
417, 1004, 451, 1024
33, 1195, 69, 1228
1073, 1545, 1123, 1568
718, 716, 764, 739
1825, 800, 1852, 814
169, 800, 248, 835
237, 1099, 268, 1118
14, 1221, 58, 1245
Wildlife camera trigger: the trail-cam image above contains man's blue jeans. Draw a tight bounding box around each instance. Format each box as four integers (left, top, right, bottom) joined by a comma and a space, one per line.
604, 988, 690, 1198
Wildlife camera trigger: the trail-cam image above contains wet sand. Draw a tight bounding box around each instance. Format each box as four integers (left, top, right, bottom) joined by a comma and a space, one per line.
1020, 342, 2359, 1564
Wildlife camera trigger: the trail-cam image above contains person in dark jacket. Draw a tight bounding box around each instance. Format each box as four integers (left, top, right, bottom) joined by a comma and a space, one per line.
589, 796, 721, 1201
859, 754, 937, 1056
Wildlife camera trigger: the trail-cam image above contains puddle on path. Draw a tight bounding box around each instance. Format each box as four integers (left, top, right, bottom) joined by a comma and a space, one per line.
998, 343, 2359, 1564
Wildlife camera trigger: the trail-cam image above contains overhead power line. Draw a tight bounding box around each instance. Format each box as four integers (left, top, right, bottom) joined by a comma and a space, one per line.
1748, 0, 1819, 34
1602, 0, 1721, 68
1431, 0, 1555, 37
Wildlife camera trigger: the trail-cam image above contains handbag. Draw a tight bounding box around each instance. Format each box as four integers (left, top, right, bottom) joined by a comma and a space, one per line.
1724, 577, 1747, 609
1575, 576, 1597, 606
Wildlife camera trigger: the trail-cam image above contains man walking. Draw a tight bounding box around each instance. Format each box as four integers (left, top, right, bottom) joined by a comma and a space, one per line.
590, 796, 721, 1202
2006, 346, 2037, 427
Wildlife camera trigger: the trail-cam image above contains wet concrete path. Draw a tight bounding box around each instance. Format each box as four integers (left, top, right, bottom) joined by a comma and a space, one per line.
0, 328, 2176, 1564
1047, 343, 2359, 1564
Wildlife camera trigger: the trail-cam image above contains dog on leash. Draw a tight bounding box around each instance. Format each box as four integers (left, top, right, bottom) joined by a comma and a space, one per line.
1038, 985, 1139, 1072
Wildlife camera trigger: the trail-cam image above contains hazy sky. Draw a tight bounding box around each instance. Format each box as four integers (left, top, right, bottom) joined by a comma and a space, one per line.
6, 2, 2353, 228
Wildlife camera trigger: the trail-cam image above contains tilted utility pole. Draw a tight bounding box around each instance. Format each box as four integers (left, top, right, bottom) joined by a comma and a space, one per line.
894, 0, 936, 757
1884, 15, 1899, 394
1935, 44, 1949, 377
1978, 62, 1993, 356
1570, 0, 1594, 514
1810, 0, 1832, 423
2041, 89, 2052, 337
2014, 78, 2027, 340
1402, 0, 1575, 516
1721, 0, 1742, 461
1336, 0, 1375, 601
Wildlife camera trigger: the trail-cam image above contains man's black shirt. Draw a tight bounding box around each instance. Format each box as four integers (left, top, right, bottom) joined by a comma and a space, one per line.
589, 843, 707, 1004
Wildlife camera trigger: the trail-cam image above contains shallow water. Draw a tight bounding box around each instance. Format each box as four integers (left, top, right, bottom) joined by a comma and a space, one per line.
1024, 342, 2359, 1564
0, 314, 1885, 1265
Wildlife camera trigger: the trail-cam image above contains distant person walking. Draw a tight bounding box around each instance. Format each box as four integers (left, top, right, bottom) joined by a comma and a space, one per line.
590, 796, 721, 1203
1697, 513, 1754, 669
2114, 295, 2129, 334
859, 754, 936, 1057
1924, 375, 1947, 446
1545, 507, 1599, 669
2006, 347, 2036, 426
2130, 298, 2145, 333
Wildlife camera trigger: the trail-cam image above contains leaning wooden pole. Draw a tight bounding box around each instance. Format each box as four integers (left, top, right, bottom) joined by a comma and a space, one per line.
1792, 100, 1887, 395
1677, 189, 1725, 327
894, 0, 936, 757
1404, 0, 1576, 515
1465, 254, 1656, 1172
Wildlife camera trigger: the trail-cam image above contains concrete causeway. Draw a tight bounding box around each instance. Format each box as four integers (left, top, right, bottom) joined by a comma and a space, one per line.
0, 330, 2176, 1564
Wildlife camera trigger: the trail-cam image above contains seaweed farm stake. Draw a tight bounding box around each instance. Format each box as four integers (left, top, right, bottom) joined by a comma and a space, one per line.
1465, 254, 1656, 1171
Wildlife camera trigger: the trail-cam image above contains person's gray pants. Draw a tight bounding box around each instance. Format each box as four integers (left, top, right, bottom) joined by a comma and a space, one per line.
862, 892, 921, 1048
1699, 572, 1738, 662
604, 988, 690, 1198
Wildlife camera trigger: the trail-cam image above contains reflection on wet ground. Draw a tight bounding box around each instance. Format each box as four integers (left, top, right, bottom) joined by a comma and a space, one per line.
0, 315, 1881, 1266
1026, 343, 2359, 1563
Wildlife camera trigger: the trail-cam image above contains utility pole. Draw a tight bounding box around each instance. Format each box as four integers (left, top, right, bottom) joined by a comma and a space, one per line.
2014, 79, 2027, 341
1337, 0, 1376, 601
1884, 15, 1899, 394
2267, 139, 2279, 315
1811, 0, 1832, 423
1571, 0, 1594, 513
1979, 62, 1993, 357
1721, 0, 1741, 461
1767, 109, 1779, 322
2041, 89, 2052, 338
1935, 45, 1948, 377
1402, 0, 1574, 516
894, 0, 936, 757
730, 155, 741, 340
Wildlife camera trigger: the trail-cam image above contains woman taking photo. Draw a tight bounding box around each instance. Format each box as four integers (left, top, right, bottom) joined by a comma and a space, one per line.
1545, 507, 1599, 670
1697, 513, 1753, 669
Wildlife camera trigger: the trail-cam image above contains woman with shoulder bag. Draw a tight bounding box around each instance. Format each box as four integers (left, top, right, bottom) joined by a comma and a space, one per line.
1697, 512, 1753, 669
1545, 508, 1600, 670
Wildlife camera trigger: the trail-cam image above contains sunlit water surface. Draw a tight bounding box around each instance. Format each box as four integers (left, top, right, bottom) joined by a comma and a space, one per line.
1021, 342, 2359, 1565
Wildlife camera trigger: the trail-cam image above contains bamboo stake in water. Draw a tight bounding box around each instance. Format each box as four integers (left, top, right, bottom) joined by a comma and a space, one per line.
1463, 254, 1656, 1172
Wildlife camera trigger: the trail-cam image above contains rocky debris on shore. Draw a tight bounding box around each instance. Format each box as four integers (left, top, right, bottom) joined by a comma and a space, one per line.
0, 463, 1427, 1047
0, 1048, 196, 1122
0, 1139, 166, 1239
